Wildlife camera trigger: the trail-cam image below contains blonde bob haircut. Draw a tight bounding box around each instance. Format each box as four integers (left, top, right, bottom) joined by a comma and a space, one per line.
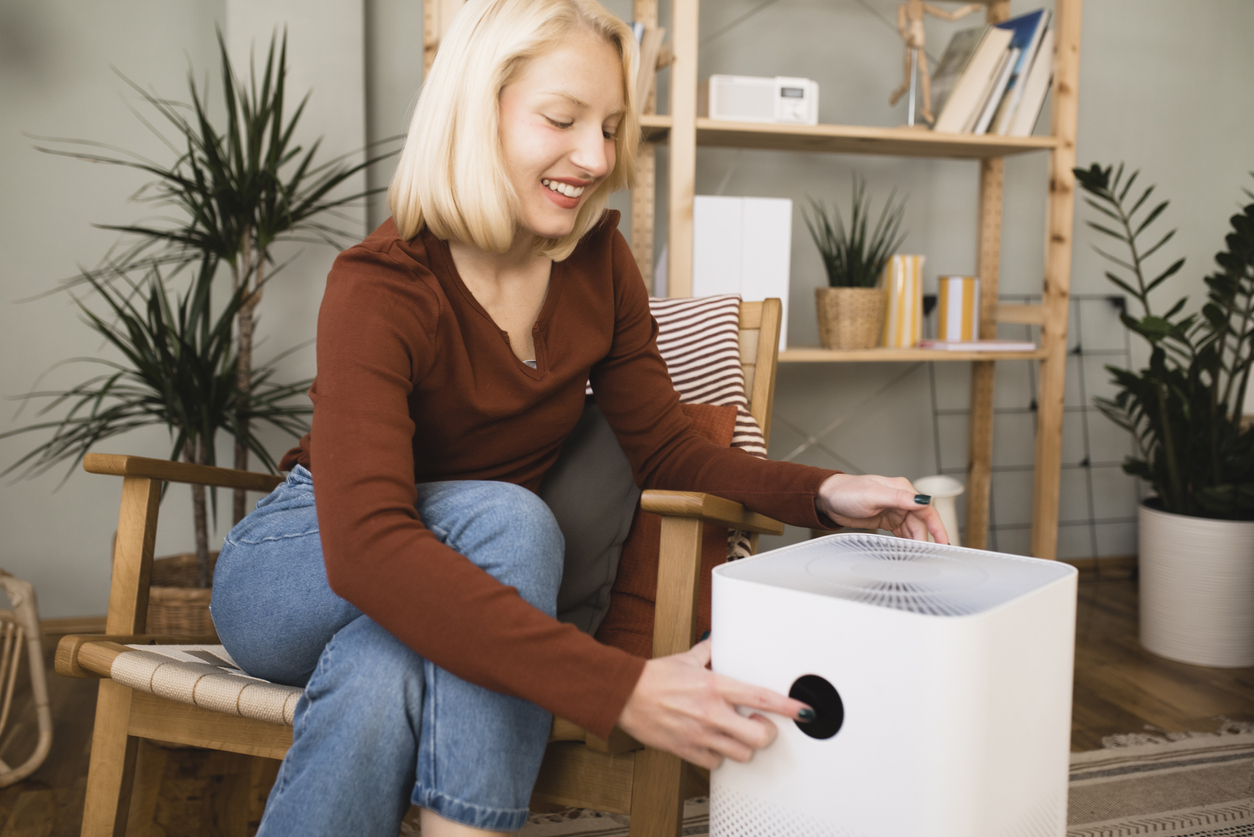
388, 0, 639, 261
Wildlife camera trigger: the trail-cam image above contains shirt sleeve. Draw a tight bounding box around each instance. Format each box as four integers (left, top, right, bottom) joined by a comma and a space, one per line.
309, 244, 645, 739
589, 230, 841, 529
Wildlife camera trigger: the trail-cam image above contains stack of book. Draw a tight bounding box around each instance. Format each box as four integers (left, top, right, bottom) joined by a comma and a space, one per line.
630, 21, 668, 112
930, 9, 1054, 137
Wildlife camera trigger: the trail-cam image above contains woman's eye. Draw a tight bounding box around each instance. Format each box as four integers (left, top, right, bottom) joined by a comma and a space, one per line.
545, 116, 573, 129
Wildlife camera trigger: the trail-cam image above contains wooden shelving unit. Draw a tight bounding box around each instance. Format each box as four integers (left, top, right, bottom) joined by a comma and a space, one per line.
423, 0, 1082, 561
631, 0, 1083, 561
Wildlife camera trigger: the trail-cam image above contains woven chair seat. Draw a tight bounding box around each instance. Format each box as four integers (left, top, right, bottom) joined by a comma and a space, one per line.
112, 644, 301, 726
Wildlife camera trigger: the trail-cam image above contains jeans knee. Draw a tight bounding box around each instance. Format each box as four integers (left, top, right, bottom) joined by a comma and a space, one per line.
424, 482, 564, 615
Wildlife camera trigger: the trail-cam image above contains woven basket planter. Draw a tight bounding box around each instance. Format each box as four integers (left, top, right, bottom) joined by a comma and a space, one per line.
815, 287, 884, 350
147, 553, 218, 637
1138, 502, 1254, 667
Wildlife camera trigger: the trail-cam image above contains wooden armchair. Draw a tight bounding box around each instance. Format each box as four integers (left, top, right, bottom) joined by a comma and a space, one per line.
56, 298, 785, 837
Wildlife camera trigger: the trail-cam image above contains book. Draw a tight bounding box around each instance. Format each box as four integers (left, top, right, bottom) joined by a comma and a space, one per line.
632, 22, 667, 111
919, 339, 1037, 352
1009, 27, 1055, 136
990, 10, 1051, 135
929, 26, 987, 119
970, 47, 1019, 134
932, 25, 1014, 134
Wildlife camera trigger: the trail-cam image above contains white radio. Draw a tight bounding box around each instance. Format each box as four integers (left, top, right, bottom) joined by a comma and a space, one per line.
698, 75, 819, 125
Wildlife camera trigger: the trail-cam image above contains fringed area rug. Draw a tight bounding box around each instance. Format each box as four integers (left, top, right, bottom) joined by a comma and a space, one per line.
400, 722, 1254, 836
1067, 720, 1254, 837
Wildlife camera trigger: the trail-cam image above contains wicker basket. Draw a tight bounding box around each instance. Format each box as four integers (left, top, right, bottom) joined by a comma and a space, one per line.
816, 287, 885, 350
146, 553, 218, 637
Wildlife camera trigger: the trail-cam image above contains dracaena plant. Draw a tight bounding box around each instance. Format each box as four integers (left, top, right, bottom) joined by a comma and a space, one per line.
1, 257, 312, 586
1073, 163, 1254, 521
4, 30, 397, 586
803, 175, 908, 288
31, 29, 396, 524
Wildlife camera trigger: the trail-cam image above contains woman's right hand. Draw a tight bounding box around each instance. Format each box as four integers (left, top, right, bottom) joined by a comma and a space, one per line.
616, 639, 811, 770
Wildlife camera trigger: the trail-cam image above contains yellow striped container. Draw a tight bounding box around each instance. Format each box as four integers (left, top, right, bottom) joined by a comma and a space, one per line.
881, 255, 924, 348
937, 276, 981, 342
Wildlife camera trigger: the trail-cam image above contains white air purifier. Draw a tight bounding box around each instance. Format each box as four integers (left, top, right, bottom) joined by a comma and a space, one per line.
710, 533, 1078, 837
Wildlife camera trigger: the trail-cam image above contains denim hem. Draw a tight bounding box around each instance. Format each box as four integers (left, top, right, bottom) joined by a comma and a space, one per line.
411, 786, 530, 833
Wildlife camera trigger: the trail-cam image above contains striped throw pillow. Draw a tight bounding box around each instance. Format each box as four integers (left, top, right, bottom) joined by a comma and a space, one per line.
650, 295, 765, 559
644, 294, 770, 559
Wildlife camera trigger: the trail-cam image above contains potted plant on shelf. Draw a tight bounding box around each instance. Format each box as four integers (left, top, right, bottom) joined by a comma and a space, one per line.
804, 176, 908, 350
1, 32, 393, 629
1073, 162, 1254, 668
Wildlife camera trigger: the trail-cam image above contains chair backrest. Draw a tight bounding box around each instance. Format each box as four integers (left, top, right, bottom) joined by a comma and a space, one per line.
738, 298, 782, 445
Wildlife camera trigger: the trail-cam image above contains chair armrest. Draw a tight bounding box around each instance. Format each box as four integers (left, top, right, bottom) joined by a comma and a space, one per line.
55, 634, 220, 678
641, 490, 785, 536
549, 717, 642, 754
83, 453, 284, 493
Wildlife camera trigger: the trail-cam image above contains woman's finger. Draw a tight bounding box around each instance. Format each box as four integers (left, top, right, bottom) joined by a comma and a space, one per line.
712, 706, 779, 753
923, 506, 950, 544
716, 675, 811, 722
702, 730, 755, 764
688, 747, 723, 771
902, 511, 928, 542
686, 637, 712, 667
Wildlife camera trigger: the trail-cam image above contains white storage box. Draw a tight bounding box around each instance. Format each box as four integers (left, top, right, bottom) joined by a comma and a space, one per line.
710, 533, 1078, 837
693, 195, 793, 351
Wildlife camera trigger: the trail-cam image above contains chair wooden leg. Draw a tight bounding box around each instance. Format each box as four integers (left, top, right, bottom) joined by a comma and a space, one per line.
249, 755, 280, 830
212, 751, 254, 837
124, 739, 168, 837
628, 748, 684, 837
81, 681, 139, 837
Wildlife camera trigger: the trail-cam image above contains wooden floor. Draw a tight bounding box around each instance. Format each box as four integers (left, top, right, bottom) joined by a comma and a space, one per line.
0, 577, 1249, 835
1070, 577, 1254, 750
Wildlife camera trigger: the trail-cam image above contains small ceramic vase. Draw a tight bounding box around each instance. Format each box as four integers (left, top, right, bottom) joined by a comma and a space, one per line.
937, 276, 981, 342
881, 254, 925, 348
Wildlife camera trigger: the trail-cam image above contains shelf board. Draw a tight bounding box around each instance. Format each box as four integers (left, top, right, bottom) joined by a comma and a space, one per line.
696, 120, 1058, 159
640, 114, 672, 143
639, 115, 1056, 159
779, 346, 1048, 363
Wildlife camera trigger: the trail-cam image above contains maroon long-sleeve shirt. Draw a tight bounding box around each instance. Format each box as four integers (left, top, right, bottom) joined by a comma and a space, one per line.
281, 212, 838, 738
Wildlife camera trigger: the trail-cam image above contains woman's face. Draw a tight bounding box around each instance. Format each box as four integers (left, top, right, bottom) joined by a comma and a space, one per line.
498, 30, 625, 241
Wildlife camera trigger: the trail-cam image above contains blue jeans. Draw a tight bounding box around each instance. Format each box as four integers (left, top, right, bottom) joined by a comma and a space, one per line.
210, 466, 565, 835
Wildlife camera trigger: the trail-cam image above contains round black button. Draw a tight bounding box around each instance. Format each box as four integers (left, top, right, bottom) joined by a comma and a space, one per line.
789, 674, 844, 740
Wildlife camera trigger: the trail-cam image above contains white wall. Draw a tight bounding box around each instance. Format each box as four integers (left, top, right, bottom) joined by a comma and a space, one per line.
2, 0, 1252, 616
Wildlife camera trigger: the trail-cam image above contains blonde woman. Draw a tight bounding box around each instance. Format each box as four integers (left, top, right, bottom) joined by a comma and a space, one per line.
210, 1, 946, 834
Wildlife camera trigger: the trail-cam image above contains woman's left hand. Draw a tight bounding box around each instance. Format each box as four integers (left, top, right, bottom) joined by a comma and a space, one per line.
815, 473, 949, 544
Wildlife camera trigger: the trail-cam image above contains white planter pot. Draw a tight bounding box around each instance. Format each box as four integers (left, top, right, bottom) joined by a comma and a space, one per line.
1138, 502, 1254, 667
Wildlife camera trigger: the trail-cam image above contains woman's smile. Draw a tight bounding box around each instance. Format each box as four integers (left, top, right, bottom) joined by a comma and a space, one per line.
540, 177, 590, 208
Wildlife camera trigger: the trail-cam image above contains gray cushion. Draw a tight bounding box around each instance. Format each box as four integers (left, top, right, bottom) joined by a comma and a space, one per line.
540, 401, 640, 635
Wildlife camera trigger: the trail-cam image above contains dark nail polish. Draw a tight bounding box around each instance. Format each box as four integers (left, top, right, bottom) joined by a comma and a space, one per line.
914, 494, 932, 505
797, 707, 816, 722
699, 630, 710, 641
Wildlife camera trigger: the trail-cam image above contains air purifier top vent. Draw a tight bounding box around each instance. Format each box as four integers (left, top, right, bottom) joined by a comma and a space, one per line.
715, 533, 1074, 617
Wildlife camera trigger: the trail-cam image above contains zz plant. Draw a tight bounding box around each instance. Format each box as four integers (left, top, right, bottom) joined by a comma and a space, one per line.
1074, 163, 1254, 520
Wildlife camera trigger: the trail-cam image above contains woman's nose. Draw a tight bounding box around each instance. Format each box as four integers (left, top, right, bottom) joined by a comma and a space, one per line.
570, 126, 611, 179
